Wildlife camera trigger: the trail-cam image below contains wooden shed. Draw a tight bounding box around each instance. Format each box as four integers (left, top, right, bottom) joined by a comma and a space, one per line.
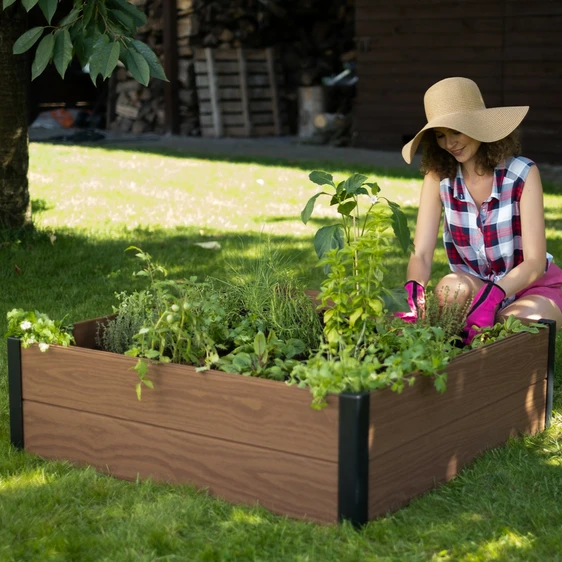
353, 0, 562, 164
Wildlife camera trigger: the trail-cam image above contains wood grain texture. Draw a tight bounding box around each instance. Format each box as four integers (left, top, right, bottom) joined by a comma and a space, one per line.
20, 344, 339, 462
368, 329, 549, 458
368, 381, 546, 519
23, 401, 338, 524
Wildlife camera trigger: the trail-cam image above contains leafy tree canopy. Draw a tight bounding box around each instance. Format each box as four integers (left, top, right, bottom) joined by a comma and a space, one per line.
2, 0, 167, 86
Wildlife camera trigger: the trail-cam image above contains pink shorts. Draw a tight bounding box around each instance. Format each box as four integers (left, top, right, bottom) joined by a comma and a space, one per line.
511, 262, 562, 311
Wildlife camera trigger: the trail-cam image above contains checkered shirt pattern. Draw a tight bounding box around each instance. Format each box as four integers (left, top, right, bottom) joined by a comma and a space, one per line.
440, 156, 546, 282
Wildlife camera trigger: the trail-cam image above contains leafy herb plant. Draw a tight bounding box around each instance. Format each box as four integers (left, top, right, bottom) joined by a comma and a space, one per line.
6, 308, 74, 351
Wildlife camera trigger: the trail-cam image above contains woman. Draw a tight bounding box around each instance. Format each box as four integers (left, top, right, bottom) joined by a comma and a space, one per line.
397, 77, 562, 342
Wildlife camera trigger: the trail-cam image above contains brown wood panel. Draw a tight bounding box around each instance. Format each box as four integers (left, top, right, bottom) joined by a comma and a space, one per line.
21, 344, 339, 462
505, 0, 562, 16
356, 61, 502, 78
357, 16, 500, 36
24, 401, 338, 524
505, 14, 562, 32
355, 1, 503, 19
504, 60, 562, 78
368, 329, 549, 458
368, 381, 546, 519
195, 61, 269, 75
355, 30, 501, 49
358, 47, 503, 63
504, 46, 562, 61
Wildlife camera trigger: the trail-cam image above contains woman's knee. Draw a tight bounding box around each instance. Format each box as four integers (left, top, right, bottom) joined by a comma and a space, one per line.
434, 273, 483, 306
498, 295, 562, 329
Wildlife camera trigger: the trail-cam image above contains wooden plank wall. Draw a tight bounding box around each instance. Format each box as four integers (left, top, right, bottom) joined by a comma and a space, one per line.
354, 0, 562, 164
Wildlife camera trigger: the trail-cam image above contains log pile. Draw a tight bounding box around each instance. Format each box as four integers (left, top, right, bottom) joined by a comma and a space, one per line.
107, 0, 356, 142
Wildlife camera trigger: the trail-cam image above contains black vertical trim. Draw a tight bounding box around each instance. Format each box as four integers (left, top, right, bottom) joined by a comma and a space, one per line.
7, 337, 24, 449
538, 319, 556, 428
338, 392, 369, 526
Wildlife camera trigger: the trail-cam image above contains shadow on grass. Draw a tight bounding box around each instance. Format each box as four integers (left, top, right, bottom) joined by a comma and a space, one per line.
34, 140, 424, 181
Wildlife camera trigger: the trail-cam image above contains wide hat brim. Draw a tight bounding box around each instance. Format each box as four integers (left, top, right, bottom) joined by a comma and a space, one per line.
401, 106, 529, 164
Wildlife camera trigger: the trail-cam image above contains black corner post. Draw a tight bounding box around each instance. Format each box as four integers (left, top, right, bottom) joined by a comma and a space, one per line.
338, 392, 370, 527
7, 337, 24, 449
538, 319, 556, 428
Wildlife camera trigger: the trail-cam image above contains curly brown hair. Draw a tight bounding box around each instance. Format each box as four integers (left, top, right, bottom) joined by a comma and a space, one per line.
420, 129, 522, 180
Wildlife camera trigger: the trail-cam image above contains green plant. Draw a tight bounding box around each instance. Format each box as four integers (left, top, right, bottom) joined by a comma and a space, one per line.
5, 308, 74, 350
301, 171, 411, 353
469, 315, 545, 348
217, 330, 304, 381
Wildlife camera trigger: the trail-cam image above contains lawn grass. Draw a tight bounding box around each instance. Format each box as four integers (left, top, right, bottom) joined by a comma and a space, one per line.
1, 143, 562, 561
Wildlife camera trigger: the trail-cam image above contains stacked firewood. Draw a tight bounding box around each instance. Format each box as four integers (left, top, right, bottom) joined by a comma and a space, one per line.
108, 0, 356, 141
109, 0, 200, 135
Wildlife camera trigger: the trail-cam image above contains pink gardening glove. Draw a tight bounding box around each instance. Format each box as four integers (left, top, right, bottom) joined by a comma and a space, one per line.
462, 281, 506, 344
395, 280, 425, 323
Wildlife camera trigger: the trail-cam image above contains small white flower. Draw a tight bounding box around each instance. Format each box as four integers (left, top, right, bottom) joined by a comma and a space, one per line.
38, 342, 49, 352
20, 321, 32, 331
369, 195, 379, 204
256, 178, 265, 186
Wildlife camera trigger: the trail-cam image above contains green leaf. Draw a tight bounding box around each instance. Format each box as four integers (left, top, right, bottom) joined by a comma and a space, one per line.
337, 200, 357, 216
366, 182, 381, 195
313, 224, 344, 259
53, 29, 73, 78
82, 0, 95, 28
136, 382, 142, 401
109, 8, 136, 34
309, 171, 335, 188
38, 0, 58, 23
387, 201, 412, 255
108, 0, 147, 26
12, 27, 44, 55
120, 46, 150, 86
89, 40, 120, 82
254, 331, 266, 357
58, 6, 81, 26
22, 0, 39, 11
131, 39, 167, 81
2, 0, 17, 8
300, 192, 326, 224
31, 33, 55, 80
342, 173, 368, 195
349, 307, 363, 328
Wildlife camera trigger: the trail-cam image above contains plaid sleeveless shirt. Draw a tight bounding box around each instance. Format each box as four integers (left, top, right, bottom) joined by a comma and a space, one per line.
440, 155, 551, 283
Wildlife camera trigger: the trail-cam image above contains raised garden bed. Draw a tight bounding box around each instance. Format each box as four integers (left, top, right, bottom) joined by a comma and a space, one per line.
8, 317, 555, 525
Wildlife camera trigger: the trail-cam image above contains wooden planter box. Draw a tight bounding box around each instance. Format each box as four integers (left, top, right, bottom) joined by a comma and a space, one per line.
8, 318, 555, 525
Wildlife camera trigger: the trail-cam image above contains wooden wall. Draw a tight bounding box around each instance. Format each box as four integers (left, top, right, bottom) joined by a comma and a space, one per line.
353, 0, 562, 164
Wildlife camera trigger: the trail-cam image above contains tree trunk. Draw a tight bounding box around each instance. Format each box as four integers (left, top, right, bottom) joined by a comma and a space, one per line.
0, 6, 31, 230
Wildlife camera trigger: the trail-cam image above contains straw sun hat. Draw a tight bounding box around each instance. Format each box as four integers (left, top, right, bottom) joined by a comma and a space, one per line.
401, 77, 529, 164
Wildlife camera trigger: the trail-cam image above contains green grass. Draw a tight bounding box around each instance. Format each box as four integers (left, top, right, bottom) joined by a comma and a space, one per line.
1, 143, 562, 561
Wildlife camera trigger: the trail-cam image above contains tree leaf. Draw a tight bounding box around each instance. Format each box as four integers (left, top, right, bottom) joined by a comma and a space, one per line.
109, 8, 136, 34
108, 0, 147, 26
313, 224, 344, 259
53, 29, 73, 78
82, 0, 95, 28
2, 0, 17, 8
300, 192, 325, 224
21, 0, 39, 11
12, 26, 44, 55
120, 46, 150, 86
309, 170, 335, 188
58, 6, 81, 26
31, 33, 55, 80
131, 39, 167, 81
386, 201, 412, 255
38, 0, 58, 23
89, 40, 120, 82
